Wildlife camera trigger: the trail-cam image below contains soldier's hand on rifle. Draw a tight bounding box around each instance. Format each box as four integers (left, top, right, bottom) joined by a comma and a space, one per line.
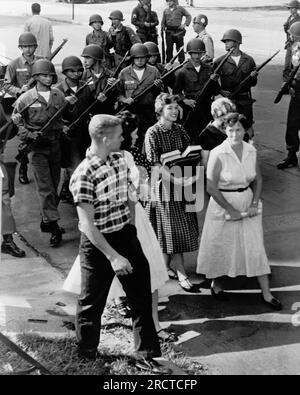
28, 131, 42, 140
120, 97, 135, 105
97, 92, 107, 102
165, 62, 173, 72
11, 113, 22, 125
19, 84, 29, 95
250, 70, 258, 79
65, 95, 78, 105
107, 77, 117, 86
289, 86, 296, 97
210, 73, 219, 82
62, 125, 70, 136
154, 79, 163, 89
183, 98, 196, 109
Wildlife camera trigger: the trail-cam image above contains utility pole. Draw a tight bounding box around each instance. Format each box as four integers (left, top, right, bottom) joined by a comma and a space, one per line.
72, 0, 75, 21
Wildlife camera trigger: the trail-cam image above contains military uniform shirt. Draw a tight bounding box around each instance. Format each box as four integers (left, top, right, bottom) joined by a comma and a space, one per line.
161, 5, 191, 30
196, 30, 214, 59
118, 64, 161, 106
3, 55, 39, 98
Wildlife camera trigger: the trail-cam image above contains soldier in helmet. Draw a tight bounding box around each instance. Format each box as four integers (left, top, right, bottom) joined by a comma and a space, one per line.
86, 14, 113, 70
214, 29, 258, 140
56, 56, 93, 203
173, 38, 220, 143
118, 43, 162, 147
108, 10, 141, 70
81, 44, 118, 117
3, 32, 40, 185
283, 1, 300, 80
12, 59, 76, 247
131, 0, 159, 44
278, 21, 300, 169
144, 41, 174, 90
192, 14, 214, 61
161, 0, 192, 64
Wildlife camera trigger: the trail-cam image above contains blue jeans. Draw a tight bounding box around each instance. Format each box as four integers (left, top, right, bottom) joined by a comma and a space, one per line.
76, 224, 161, 359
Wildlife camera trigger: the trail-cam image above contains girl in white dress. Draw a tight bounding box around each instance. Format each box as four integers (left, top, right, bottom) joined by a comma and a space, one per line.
196, 113, 282, 310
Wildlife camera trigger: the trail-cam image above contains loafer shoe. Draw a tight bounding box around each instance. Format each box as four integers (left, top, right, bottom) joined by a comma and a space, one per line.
135, 358, 172, 375
179, 278, 201, 293
261, 295, 282, 311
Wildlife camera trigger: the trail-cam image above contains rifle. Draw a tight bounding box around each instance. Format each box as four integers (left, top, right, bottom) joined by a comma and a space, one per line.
66, 78, 120, 132
0, 97, 39, 142
24, 38, 69, 91
15, 77, 92, 162
228, 50, 280, 100
0, 39, 69, 141
66, 52, 128, 131
161, 29, 166, 64
274, 63, 300, 104
183, 48, 234, 128
117, 59, 188, 115
112, 50, 129, 78
161, 46, 184, 77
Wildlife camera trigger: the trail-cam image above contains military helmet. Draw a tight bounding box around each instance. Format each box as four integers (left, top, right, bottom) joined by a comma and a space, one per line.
186, 38, 206, 54
144, 41, 160, 56
18, 32, 37, 47
109, 10, 124, 21
31, 59, 57, 83
62, 56, 84, 74
89, 14, 103, 25
286, 0, 300, 8
81, 44, 104, 61
221, 29, 242, 44
290, 21, 300, 37
193, 14, 208, 27
130, 43, 149, 58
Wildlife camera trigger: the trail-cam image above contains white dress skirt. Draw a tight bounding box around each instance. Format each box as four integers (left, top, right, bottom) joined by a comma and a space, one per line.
196, 140, 271, 279
63, 151, 168, 296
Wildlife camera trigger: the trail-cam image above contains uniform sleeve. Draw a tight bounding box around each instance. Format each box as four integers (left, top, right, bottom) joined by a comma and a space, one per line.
70, 171, 95, 205
24, 21, 30, 32
126, 27, 142, 44
205, 36, 214, 59
172, 69, 185, 99
181, 6, 192, 26
152, 11, 159, 27
144, 128, 160, 165
3, 63, 21, 98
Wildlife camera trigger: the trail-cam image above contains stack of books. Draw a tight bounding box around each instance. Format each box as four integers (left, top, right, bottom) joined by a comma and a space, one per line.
160, 145, 202, 168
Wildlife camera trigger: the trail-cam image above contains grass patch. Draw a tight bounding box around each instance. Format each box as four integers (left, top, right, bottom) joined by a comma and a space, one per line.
0, 305, 207, 375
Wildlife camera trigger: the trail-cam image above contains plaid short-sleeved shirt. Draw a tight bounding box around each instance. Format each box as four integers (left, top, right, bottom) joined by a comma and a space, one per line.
70, 150, 131, 234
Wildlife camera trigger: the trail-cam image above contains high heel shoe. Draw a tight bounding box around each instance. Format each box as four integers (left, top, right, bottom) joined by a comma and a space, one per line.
210, 287, 229, 301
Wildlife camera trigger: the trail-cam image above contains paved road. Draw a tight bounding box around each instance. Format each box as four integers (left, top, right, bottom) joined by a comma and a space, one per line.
1, 3, 300, 374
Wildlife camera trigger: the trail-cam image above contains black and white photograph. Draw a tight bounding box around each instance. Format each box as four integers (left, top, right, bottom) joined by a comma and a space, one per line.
0, 0, 299, 378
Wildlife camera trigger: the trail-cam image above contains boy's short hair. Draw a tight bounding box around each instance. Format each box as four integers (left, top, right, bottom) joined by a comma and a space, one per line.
31, 3, 41, 14
89, 114, 122, 141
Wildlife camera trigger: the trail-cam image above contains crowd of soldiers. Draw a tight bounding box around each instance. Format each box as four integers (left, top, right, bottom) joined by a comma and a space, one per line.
0, 0, 300, 254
